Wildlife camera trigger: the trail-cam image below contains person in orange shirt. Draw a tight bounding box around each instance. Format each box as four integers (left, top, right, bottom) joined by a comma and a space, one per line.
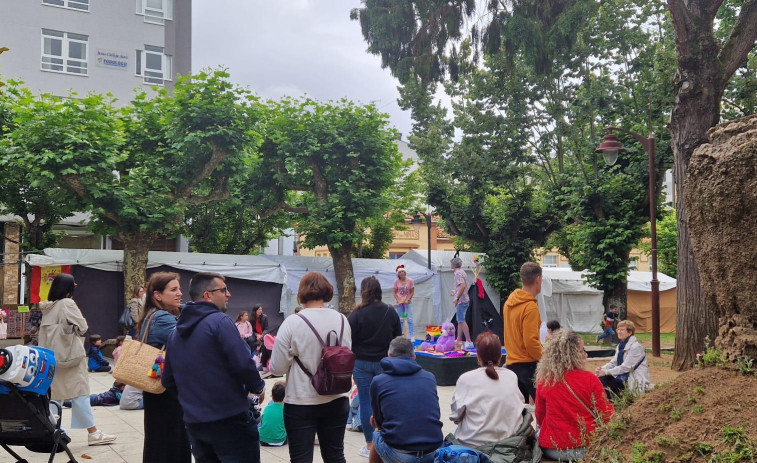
503, 262, 544, 402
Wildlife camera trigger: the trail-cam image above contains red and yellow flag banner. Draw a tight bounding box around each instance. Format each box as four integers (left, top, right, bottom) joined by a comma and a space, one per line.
30, 266, 71, 303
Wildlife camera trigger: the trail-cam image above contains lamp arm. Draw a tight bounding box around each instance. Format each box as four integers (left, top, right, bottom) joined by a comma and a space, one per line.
603, 126, 654, 151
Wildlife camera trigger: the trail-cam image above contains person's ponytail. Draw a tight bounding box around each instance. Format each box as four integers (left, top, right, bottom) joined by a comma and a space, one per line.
485, 360, 499, 380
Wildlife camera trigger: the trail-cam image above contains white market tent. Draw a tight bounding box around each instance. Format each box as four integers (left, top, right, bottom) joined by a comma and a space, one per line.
26, 249, 435, 317
27, 247, 288, 307
262, 255, 434, 318
538, 268, 677, 334
402, 250, 500, 328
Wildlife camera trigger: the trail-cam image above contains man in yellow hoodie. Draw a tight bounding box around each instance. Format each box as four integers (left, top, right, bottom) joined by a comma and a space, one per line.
504, 262, 543, 402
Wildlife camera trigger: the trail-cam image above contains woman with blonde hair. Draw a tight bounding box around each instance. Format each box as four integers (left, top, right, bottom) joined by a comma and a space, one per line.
535, 331, 613, 461
596, 320, 650, 399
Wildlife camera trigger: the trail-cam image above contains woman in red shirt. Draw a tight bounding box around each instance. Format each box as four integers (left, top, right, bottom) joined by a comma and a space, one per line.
535, 331, 613, 461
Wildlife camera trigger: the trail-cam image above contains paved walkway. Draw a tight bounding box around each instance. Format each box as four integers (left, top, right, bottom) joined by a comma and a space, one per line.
0, 369, 460, 463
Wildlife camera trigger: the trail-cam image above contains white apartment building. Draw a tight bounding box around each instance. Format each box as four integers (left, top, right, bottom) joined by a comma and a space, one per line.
0, 0, 191, 101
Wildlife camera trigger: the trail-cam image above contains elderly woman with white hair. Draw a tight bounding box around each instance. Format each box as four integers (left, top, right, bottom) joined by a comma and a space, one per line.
596, 319, 651, 399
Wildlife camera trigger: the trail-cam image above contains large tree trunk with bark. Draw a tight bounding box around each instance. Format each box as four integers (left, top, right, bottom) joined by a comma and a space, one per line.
685, 115, 757, 360
328, 243, 356, 315
121, 231, 156, 309
667, 1, 726, 371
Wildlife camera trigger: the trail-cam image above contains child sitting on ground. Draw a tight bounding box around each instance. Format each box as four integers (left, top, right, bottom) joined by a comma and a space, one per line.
112, 335, 126, 365
87, 334, 111, 372
259, 381, 288, 446
64, 382, 124, 407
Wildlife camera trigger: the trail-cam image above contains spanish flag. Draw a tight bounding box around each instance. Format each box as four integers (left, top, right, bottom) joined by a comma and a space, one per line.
30, 266, 71, 303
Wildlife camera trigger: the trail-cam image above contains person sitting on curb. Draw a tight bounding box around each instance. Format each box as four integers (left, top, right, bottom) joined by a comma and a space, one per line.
369, 336, 443, 463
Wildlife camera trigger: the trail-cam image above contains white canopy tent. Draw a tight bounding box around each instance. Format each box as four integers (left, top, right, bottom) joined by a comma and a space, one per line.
27, 248, 289, 310
402, 250, 501, 328
538, 268, 677, 334
262, 255, 435, 319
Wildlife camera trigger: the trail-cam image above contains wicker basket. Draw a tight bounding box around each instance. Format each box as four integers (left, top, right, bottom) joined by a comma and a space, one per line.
112, 310, 166, 394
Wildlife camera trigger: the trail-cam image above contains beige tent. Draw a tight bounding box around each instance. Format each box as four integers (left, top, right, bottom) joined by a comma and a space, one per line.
627, 287, 677, 333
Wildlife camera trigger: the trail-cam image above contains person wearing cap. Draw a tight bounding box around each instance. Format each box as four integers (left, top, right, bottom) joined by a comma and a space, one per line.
392, 265, 415, 339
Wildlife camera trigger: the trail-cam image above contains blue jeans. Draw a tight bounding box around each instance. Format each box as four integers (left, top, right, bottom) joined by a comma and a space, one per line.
395, 303, 414, 338
353, 359, 384, 444
185, 411, 260, 463
455, 301, 470, 323
373, 431, 437, 463
597, 326, 615, 344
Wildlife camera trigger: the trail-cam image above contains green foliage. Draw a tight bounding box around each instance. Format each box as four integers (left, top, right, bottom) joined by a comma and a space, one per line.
639, 209, 678, 277
696, 337, 727, 367
631, 443, 666, 463
259, 97, 403, 310
260, 97, 402, 251
656, 435, 679, 448
735, 357, 755, 376
0, 69, 264, 297
692, 442, 713, 456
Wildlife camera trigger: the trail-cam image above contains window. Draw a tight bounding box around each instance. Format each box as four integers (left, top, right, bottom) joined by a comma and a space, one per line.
542, 255, 558, 268
136, 46, 172, 85
41, 29, 88, 75
136, 0, 173, 25
42, 0, 89, 11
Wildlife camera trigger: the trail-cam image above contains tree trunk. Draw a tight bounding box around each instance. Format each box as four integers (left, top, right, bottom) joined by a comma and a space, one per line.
668, 41, 723, 371
328, 243, 356, 315
603, 282, 628, 322
121, 231, 156, 310
685, 115, 757, 360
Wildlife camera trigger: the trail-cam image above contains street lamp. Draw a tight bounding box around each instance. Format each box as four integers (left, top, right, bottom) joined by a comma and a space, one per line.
595, 127, 661, 357
410, 212, 432, 269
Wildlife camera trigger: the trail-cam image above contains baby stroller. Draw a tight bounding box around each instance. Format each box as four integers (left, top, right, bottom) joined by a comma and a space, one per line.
0, 346, 77, 463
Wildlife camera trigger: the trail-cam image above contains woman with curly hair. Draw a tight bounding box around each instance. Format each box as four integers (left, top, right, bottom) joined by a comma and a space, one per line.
535, 331, 613, 461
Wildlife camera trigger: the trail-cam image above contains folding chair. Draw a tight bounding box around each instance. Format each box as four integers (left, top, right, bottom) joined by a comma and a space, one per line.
0, 379, 78, 463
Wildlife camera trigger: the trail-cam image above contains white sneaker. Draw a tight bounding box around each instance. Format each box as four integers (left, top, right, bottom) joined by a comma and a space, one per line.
464, 342, 474, 350
358, 446, 370, 458
88, 430, 116, 446
346, 423, 353, 430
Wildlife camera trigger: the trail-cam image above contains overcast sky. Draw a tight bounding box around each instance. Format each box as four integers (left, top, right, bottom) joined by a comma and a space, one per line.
192, 0, 414, 139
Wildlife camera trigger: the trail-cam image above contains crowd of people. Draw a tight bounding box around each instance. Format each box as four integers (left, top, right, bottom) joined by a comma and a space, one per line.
29, 257, 653, 462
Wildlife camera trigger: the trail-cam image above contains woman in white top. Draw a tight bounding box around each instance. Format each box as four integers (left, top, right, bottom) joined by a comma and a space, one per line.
449, 331, 525, 447
269, 271, 352, 463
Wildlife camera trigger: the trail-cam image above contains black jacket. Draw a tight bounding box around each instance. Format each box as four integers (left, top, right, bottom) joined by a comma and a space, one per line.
348, 301, 402, 362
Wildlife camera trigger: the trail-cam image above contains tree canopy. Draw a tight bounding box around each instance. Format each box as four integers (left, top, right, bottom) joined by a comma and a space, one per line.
259, 97, 403, 313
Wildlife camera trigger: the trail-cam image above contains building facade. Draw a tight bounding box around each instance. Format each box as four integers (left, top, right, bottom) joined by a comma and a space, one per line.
0, 0, 190, 99
0, 0, 191, 304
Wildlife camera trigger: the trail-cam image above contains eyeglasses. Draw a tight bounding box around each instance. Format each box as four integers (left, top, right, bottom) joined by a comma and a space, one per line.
206, 287, 230, 295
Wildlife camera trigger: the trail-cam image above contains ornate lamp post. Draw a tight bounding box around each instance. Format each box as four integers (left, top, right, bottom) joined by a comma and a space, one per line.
596, 127, 661, 357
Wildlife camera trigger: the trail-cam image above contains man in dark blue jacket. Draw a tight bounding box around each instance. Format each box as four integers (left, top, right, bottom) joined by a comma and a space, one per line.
162, 271, 265, 463
369, 336, 443, 463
